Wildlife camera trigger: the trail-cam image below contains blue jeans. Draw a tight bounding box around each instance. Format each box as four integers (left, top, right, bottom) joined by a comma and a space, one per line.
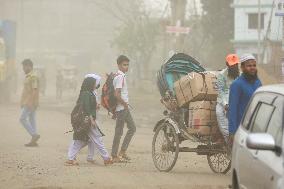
20, 106, 37, 136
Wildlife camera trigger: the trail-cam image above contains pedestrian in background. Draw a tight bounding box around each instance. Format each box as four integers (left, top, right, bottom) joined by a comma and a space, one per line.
56, 70, 63, 99
228, 54, 262, 142
216, 54, 240, 143
20, 59, 40, 147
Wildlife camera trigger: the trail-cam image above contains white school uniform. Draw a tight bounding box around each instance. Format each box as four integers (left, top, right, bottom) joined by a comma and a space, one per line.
67, 73, 109, 161
113, 70, 129, 112
68, 122, 109, 161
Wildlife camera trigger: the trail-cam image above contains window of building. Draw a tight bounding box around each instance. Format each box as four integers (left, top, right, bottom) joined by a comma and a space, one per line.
277, 3, 284, 10
248, 13, 265, 29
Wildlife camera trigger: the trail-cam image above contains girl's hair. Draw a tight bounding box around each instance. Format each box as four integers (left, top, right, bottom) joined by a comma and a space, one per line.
80, 77, 96, 93
77, 77, 96, 103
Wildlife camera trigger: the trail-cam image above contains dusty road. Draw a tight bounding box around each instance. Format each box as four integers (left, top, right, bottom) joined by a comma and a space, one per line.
0, 94, 230, 189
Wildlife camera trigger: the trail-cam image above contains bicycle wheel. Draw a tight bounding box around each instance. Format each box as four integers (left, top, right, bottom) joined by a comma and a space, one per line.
207, 151, 231, 174
152, 122, 179, 172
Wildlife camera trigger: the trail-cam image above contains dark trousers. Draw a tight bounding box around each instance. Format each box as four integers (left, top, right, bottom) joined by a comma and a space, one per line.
111, 109, 136, 157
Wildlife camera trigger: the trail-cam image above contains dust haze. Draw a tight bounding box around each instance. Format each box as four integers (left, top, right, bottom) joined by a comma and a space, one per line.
0, 0, 283, 189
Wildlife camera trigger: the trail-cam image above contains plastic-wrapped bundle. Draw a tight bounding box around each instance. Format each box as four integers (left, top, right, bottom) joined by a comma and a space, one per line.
157, 53, 206, 97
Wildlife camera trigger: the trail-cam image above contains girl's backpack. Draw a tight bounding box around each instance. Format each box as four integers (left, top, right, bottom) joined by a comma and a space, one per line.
71, 102, 91, 134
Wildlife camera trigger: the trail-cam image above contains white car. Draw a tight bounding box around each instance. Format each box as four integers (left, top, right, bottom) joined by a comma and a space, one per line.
231, 84, 284, 189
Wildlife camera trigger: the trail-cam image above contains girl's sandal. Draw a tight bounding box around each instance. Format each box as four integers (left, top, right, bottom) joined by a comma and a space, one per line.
65, 160, 79, 166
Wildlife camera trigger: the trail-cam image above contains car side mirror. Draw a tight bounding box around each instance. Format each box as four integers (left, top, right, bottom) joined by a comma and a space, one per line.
246, 133, 276, 151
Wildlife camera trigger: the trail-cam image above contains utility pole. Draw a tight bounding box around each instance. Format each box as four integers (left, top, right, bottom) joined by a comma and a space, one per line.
275, 0, 284, 82
38, 0, 43, 59
257, 0, 261, 63
261, 0, 276, 64
170, 0, 187, 52
282, 15, 284, 50
20, 0, 25, 59
277, 0, 284, 51
192, 0, 197, 16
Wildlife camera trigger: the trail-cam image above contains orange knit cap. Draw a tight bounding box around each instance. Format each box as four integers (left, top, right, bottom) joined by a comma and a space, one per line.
226, 54, 240, 66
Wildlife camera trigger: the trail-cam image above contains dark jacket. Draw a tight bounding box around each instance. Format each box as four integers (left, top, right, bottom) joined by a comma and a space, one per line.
73, 91, 97, 141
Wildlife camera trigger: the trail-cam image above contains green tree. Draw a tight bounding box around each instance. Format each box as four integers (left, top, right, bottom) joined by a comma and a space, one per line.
112, 7, 161, 80
200, 0, 234, 69
94, 0, 161, 83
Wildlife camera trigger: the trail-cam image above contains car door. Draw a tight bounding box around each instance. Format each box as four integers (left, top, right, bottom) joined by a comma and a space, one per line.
236, 92, 275, 189
255, 96, 284, 189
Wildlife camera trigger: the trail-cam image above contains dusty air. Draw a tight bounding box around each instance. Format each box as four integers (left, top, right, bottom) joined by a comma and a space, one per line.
0, 0, 283, 189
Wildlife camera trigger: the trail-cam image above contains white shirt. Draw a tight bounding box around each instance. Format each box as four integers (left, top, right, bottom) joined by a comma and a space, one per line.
93, 90, 100, 104
113, 70, 129, 112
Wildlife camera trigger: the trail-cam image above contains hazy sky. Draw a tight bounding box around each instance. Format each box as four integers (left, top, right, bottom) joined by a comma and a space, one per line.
144, 0, 202, 18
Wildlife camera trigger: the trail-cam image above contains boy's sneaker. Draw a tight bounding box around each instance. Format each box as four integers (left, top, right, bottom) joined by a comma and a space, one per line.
112, 156, 127, 163
24, 142, 38, 147
119, 151, 131, 161
31, 135, 40, 143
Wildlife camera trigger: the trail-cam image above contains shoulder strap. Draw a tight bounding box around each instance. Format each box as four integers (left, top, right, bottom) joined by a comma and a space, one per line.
114, 72, 125, 88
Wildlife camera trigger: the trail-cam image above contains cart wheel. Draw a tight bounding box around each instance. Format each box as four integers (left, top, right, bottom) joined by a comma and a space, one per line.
207, 152, 231, 174
152, 122, 179, 172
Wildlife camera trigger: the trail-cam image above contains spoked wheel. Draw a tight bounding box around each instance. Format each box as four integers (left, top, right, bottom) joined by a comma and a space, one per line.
152, 122, 179, 172
207, 151, 231, 174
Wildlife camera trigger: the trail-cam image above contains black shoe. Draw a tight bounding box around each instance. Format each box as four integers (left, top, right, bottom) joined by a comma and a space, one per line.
25, 142, 38, 147
32, 135, 40, 143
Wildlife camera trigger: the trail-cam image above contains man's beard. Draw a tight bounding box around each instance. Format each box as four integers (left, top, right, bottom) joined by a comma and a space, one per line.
228, 68, 240, 80
243, 71, 258, 83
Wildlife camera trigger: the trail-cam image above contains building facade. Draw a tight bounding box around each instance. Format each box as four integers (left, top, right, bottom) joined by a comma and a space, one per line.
232, 0, 284, 82
232, 0, 283, 64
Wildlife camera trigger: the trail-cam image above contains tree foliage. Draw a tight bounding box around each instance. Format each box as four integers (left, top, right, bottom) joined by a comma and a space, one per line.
112, 1, 161, 79
94, 0, 161, 80
112, 7, 161, 69
200, 0, 234, 69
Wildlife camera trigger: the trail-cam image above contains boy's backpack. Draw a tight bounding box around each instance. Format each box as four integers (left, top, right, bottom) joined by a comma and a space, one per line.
70, 102, 91, 134
101, 73, 118, 116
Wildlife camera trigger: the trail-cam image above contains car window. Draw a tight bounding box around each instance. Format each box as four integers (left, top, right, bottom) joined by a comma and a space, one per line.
242, 93, 275, 130
266, 97, 284, 147
250, 102, 275, 133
